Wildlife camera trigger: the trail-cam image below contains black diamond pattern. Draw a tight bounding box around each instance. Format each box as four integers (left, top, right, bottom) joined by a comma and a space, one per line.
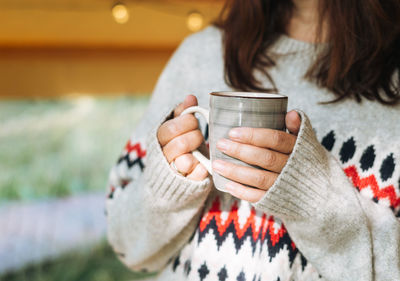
172, 255, 180, 272
237, 271, 246, 281
184, 259, 191, 276
380, 153, 395, 181
321, 130, 335, 151
218, 266, 228, 281
198, 262, 210, 281
360, 145, 376, 171
339, 137, 356, 163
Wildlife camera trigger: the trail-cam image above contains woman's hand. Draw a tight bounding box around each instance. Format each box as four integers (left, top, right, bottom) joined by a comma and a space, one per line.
157, 95, 209, 181
212, 111, 301, 203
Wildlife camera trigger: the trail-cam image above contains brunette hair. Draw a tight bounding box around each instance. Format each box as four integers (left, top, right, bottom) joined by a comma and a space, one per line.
214, 0, 400, 105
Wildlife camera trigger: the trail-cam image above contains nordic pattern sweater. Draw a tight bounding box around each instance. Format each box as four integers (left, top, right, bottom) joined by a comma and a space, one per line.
105, 26, 400, 281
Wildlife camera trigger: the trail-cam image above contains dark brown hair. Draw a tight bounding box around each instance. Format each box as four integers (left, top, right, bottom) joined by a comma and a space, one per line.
215, 0, 400, 104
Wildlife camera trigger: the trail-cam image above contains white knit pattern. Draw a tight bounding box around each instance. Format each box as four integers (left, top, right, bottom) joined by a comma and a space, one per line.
106, 26, 400, 281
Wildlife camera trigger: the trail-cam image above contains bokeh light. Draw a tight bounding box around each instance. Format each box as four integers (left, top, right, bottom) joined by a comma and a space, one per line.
112, 2, 129, 24
187, 11, 204, 32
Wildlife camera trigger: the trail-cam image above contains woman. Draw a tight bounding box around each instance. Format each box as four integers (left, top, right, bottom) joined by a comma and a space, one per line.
106, 0, 400, 280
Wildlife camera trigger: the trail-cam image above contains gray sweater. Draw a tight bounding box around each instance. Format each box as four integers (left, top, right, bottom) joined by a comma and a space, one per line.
106, 26, 400, 281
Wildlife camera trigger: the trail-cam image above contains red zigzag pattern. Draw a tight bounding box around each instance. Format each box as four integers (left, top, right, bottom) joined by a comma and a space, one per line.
107, 141, 146, 199
125, 140, 146, 158
198, 165, 400, 245
199, 197, 289, 246
344, 165, 400, 208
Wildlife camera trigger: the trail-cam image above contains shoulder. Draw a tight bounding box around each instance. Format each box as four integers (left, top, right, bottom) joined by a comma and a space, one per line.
172, 25, 224, 63
159, 25, 225, 88
152, 25, 226, 108
181, 25, 223, 49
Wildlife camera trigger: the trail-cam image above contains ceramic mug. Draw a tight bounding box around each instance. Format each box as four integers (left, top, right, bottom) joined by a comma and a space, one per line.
180, 91, 288, 192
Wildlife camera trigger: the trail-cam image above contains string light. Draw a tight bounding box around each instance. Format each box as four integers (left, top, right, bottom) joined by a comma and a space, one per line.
112, 2, 129, 24
186, 11, 204, 32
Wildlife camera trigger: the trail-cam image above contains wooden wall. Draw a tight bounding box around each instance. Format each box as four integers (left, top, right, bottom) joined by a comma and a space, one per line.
0, 0, 223, 99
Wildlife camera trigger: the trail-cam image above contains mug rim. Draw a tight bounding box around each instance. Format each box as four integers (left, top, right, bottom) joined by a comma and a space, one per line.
210, 91, 287, 99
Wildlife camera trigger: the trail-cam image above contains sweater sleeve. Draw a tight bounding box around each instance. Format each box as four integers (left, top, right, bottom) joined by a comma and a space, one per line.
253, 110, 400, 281
105, 36, 212, 273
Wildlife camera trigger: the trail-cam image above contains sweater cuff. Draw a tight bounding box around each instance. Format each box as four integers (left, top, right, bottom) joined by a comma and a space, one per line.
143, 109, 212, 205
253, 110, 330, 219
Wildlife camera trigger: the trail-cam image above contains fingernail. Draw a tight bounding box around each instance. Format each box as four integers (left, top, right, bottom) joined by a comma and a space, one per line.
212, 160, 225, 173
229, 128, 241, 140
216, 139, 230, 152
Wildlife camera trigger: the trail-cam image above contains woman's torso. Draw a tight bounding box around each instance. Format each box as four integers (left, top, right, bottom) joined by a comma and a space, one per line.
152, 26, 400, 281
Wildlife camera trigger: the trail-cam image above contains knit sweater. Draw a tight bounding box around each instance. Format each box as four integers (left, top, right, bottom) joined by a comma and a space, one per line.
105, 26, 400, 281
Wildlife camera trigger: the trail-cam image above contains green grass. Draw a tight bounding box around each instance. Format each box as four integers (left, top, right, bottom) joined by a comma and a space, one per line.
0, 241, 155, 281
0, 96, 156, 280
0, 95, 149, 201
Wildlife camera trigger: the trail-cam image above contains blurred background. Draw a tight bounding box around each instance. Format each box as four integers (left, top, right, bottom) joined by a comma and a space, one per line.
0, 0, 223, 280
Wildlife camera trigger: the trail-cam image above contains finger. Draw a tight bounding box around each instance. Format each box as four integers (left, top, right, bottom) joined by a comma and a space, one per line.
157, 114, 199, 146
174, 153, 199, 175
228, 127, 296, 154
186, 162, 209, 181
216, 138, 288, 173
225, 180, 266, 203
173, 95, 198, 117
285, 110, 301, 136
163, 129, 204, 163
212, 160, 277, 191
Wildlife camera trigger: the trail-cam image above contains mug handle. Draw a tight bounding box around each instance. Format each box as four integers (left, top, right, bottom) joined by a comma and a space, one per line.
179, 106, 212, 175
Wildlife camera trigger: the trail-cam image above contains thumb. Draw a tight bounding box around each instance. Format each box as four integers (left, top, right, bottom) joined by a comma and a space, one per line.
174, 94, 198, 117
285, 110, 301, 136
